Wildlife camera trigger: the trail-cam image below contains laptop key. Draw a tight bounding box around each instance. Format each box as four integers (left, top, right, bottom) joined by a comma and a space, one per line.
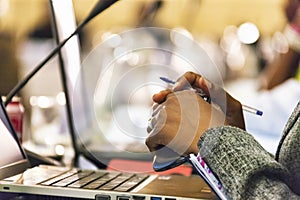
83, 180, 110, 189
52, 171, 94, 187
114, 175, 149, 192
83, 172, 120, 189
40, 169, 79, 186
99, 174, 134, 190
67, 172, 106, 188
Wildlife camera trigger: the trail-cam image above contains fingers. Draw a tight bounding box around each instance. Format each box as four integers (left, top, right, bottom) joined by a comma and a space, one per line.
173, 72, 211, 101
174, 72, 234, 113
146, 93, 179, 152
146, 107, 168, 152
146, 72, 245, 160
172, 71, 245, 129
152, 72, 209, 104
147, 103, 166, 133
149, 71, 244, 135
173, 71, 202, 91
152, 89, 172, 104
198, 76, 211, 95
146, 91, 203, 154
147, 99, 168, 133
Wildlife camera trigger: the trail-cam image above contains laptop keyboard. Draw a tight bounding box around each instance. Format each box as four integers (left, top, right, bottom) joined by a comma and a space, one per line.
39, 169, 149, 192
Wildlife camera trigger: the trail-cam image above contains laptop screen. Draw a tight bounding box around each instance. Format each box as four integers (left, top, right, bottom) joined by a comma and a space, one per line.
49, 0, 154, 166
0, 99, 29, 180
49, 0, 97, 153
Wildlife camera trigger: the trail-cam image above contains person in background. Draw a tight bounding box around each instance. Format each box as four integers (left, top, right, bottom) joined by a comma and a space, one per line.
229, 0, 300, 154
146, 71, 300, 199
260, 0, 300, 90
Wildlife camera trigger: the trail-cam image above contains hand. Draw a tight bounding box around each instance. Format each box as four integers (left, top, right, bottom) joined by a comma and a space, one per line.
146, 90, 226, 155
153, 71, 245, 129
146, 72, 245, 155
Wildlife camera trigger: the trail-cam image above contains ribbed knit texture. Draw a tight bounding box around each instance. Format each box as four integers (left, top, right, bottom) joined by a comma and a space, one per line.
198, 101, 300, 200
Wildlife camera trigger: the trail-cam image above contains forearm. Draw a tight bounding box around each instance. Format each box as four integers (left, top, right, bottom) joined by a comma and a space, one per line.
198, 126, 293, 199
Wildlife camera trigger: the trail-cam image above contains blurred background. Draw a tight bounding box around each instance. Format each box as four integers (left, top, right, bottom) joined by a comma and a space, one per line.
0, 0, 299, 161
1, 0, 286, 38
0, 0, 290, 93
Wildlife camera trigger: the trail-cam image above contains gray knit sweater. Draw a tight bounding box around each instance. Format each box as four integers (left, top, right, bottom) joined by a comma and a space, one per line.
198, 101, 300, 199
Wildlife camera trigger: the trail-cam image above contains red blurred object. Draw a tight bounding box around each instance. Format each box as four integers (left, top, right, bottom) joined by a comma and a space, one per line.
107, 159, 193, 176
6, 97, 24, 143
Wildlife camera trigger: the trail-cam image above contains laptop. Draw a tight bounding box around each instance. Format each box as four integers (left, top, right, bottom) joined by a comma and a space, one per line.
0, 95, 215, 199
0, 0, 220, 199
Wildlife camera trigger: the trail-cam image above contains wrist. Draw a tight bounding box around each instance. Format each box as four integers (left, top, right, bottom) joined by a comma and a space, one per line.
225, 101, 245, 130
283, 23, 300, 53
